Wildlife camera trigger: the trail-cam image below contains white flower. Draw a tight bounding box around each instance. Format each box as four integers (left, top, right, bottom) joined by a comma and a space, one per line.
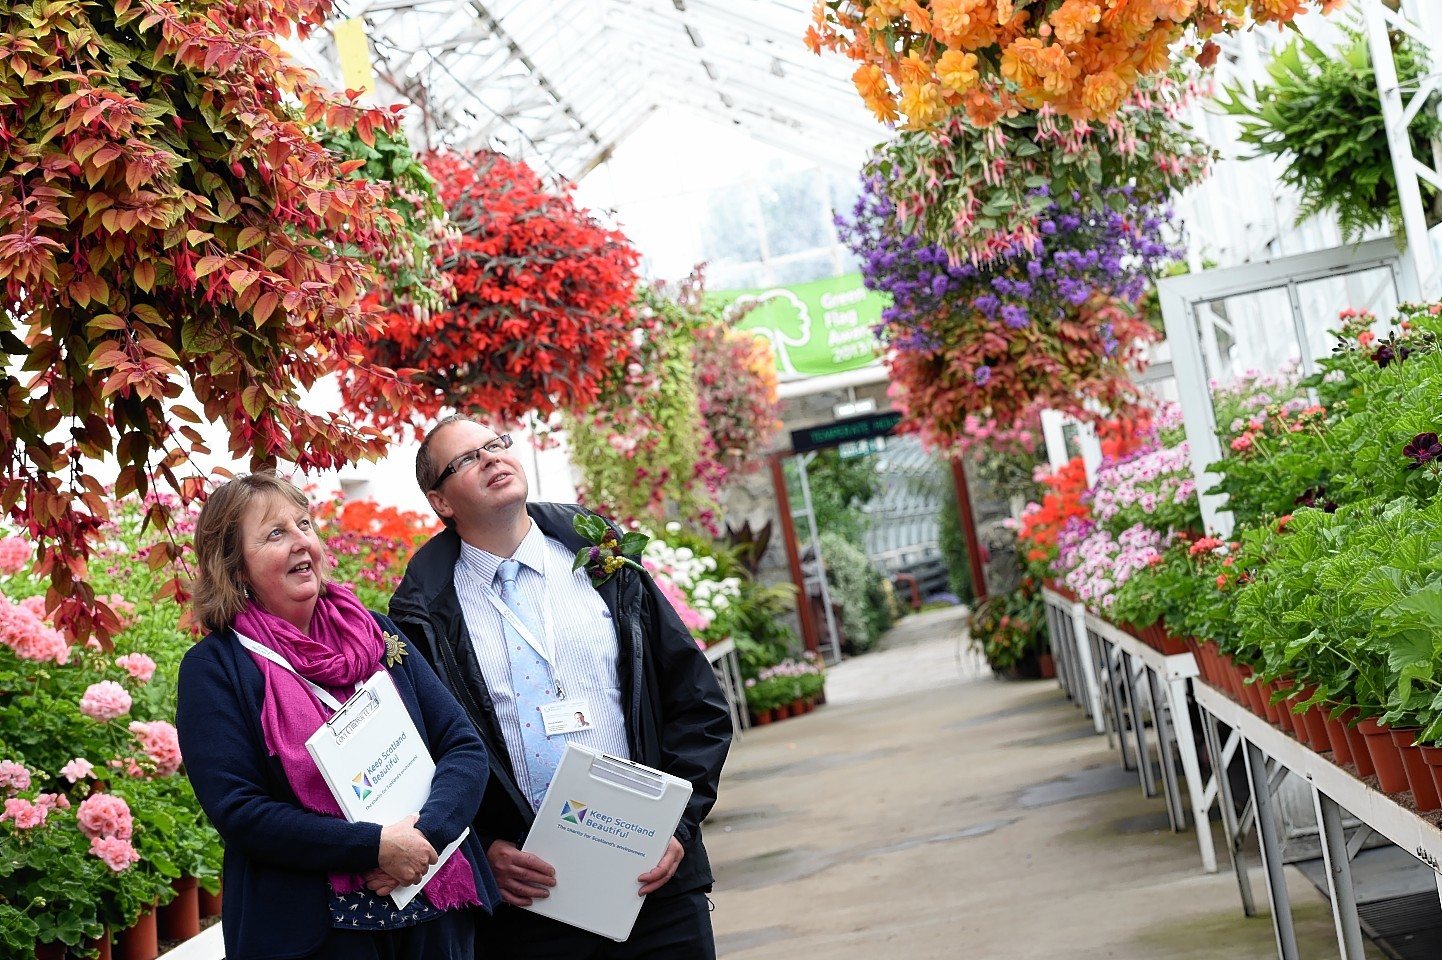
666, 522, 681, 533
675, 547, 693, 561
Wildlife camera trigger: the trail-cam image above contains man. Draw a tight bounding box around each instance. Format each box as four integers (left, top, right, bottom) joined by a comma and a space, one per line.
389, 415, 732, 958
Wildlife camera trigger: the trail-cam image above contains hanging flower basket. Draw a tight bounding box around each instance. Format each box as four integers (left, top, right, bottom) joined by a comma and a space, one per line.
806, 0, 1342, 129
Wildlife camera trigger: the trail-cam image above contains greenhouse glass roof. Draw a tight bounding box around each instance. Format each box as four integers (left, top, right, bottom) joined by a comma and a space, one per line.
312, 0, 890, 180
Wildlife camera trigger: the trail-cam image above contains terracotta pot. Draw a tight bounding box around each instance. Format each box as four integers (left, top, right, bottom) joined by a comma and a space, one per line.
1418, 745, 1442, 803
115, 905, 158, 960
34, 943, 65, 960
1357, 718, 1409, 794
1157, 624, 1189, 657
1038, 653, 1056, 679
774, 703, 791, 720
198, 882, 222, 920
751, 709, 772, 726
1323, 711, 1354, 766
159, 876, 201, 941
87, 932, 112, 960
1239, 669, 1265, 717
1259, 680, 1283, 725
1340, 710, 1376, 778
1391, 728, 1441, 812
1302, 706, 1331, 754
790, 697, 806, 716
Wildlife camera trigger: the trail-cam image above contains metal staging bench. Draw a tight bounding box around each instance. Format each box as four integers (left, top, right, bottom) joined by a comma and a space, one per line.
1041, 589, 1217, 874
1193, 680, 1442, 960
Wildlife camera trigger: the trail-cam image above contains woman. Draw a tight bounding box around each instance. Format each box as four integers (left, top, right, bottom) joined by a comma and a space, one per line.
177, 472, 498, 959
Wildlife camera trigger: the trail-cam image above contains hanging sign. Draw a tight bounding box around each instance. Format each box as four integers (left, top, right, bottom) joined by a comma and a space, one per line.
790, 411, 901, 454
719, 273, 887, 378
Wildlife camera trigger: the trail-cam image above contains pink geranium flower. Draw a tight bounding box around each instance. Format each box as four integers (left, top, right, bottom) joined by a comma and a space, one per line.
77, 793, 134, 840
0, 537, 30, 575
79, 681, 132, 722
0, 599, 69, 665
129, 721, 182, 776
115, 653, 157, 684
60, 758, 94, 783
0, 761, 30, 796
1, 798, 46, 830
89, 835, 140, 872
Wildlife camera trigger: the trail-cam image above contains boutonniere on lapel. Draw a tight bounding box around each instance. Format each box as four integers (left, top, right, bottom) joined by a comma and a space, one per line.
383, 632, 410, 668
572, 514, 649, 588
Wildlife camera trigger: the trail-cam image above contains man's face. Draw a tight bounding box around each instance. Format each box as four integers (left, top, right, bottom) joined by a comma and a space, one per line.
426, 420, 529, 525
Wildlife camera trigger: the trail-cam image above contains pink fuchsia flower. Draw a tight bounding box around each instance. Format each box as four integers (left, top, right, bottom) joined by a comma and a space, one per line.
0, 761, 30, 796
115, 653, 156, 684
1, 798, 47, 830
89, 835, 141, 872
0, 537, 30, 575
60, 758, 95, 783
80, 681, 132, 722
77, 793, 134, 840
129, 721, 182, 776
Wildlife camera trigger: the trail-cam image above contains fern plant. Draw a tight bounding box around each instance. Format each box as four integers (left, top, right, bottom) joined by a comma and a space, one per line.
1216, 23, 1442, 243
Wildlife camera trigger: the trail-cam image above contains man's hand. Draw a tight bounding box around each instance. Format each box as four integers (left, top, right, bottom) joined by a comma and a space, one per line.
636, 837, 684, 896
488, 839, 557, 907
378, 814, 437, 886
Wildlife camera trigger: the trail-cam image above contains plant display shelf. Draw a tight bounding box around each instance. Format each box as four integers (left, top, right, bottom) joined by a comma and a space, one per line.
704, 636, 750, 739
1193, 680, 1442, 960
1042, 590, 1216, 874
1041, 588, 1105, 735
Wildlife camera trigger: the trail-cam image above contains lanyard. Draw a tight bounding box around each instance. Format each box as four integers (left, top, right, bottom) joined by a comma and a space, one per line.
234, 631, 359, 713
484, 552, 566, 699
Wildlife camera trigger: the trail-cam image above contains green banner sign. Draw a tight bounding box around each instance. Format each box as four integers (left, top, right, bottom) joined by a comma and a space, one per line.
718, 273, 887, 378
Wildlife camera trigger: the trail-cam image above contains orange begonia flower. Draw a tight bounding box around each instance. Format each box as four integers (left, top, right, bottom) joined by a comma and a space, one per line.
1051, 0, 1102, 45
1082, 70, 1130, 114
1001, 37, 1044, 87
900, 81, 946, 128
937, 49, 982, 93
900, 52, 933, 86
1036, 44, 1077, 96
1152, 0, 1198, 22
901, 0, 931, 33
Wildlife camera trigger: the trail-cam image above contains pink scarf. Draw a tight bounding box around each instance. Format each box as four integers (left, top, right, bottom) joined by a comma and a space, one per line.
235, 584, 478, 909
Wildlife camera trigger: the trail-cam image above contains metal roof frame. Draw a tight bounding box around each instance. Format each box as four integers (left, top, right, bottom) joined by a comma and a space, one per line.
308, 0, 889, 180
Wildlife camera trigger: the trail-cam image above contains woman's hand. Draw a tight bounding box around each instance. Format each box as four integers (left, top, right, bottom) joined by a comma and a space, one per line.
377, 814, 437, 886
363, 868, 401, 897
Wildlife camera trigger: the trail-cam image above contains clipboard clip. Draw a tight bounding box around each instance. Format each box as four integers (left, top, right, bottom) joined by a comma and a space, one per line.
325, 684, 382, 744
587, 754, 667, 800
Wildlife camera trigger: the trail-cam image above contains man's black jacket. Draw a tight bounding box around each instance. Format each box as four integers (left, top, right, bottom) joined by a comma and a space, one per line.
388, 502, 732, 895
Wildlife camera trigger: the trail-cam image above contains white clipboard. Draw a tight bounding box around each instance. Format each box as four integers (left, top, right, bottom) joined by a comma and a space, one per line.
520, 743, 693, 941
304, 671, 469, 909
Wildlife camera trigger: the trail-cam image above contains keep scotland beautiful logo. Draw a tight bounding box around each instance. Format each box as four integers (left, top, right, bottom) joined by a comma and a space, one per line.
558, 800, 656, 841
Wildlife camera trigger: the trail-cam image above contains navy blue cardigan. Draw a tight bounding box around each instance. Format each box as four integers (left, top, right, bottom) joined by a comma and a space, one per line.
176, 612, 498, 960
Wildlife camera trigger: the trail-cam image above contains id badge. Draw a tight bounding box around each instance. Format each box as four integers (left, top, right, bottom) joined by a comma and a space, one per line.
539, 699, 594, 736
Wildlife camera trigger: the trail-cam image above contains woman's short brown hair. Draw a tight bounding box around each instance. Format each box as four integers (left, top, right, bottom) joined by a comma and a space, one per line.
191, 472, 330, 635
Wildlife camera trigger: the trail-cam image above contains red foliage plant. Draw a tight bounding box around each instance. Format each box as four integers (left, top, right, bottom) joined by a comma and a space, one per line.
0, 0, 423, 645
342, 150, 642, 432
885, 295, 1157, 450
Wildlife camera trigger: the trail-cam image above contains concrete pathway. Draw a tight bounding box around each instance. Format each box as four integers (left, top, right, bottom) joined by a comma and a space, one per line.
707, 613, 1381, 959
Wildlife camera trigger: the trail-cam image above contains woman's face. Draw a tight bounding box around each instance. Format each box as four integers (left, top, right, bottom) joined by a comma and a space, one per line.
239, 494, 325, 632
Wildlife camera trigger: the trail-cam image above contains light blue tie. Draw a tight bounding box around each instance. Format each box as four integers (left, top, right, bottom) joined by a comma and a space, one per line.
496, 559, 564, 810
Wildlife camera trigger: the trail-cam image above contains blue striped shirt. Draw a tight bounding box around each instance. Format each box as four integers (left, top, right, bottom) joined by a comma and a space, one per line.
452, 520, 630, 793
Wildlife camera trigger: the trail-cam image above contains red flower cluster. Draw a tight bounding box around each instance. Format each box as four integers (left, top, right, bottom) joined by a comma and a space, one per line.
342, 150, 641, 432
1016, 457, 1091, 563
315, 499, 440, 588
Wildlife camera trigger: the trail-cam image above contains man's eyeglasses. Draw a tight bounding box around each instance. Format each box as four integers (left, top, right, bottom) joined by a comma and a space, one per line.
429, 435, 513, 491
